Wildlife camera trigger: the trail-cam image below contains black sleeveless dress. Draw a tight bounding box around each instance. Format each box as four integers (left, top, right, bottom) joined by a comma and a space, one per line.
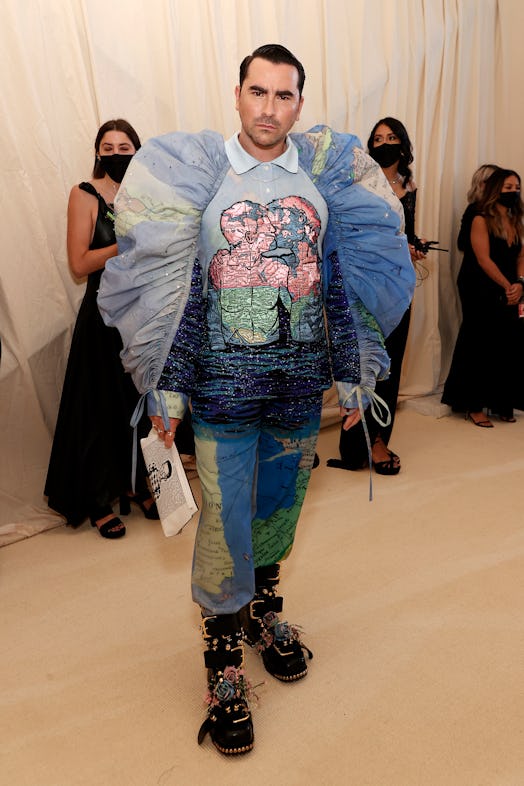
45, 182, 149, 525
442, 223, 523, 416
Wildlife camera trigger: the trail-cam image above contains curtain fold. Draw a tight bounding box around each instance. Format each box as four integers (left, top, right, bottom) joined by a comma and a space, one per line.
1, 0, 522, 543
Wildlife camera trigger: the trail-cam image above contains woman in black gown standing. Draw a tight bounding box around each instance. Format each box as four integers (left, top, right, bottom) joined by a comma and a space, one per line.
442, 168, 524, 426
45, 119, 159, 538
328, 117, 422, 475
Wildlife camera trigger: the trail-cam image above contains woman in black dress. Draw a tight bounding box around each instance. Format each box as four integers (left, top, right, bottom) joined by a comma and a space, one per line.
45, 119, 159, 538
442, 168, 524, 425
328, 117, 421, 475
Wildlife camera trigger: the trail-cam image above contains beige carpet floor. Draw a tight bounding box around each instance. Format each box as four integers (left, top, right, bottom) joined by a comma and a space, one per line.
2, 406, 524, 786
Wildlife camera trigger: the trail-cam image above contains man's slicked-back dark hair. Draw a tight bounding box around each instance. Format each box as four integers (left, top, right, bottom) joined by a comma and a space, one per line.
239, 44, 306, 96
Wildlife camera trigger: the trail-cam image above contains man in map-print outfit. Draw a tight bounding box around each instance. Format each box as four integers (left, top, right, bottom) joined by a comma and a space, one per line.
98, 44, 415, 756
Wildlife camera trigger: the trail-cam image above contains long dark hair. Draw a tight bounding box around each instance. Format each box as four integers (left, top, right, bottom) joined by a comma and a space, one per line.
92, 119, 141, 178
367, 116, 413, 188
479, 168, 523, 242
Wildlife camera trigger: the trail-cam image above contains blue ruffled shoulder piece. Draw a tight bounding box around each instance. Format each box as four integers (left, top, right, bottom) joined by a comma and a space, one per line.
98, 130, 229, 393
291, 125, 415, 337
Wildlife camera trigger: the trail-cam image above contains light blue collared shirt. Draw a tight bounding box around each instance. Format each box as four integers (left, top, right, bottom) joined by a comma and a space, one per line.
224, 132, 299, 174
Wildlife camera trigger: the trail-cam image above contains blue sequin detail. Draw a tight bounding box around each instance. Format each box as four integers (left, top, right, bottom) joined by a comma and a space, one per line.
192, 339, 331, 418
324, 250, 361, 383
158, 260, 206, 394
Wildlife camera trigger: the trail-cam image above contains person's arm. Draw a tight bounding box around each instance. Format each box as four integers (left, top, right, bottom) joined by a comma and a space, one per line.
470, 214, 522, 305
331, 292, 391, 426
513, 244, 524, 305
299, 128, 414, 421
517, 245, 524, 276
67, 185, 117, 278
403, 181, 427, 263
97, 130, 228, 425
516, 245, 524, 280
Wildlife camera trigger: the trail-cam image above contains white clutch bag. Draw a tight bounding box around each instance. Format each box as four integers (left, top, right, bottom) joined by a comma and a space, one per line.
140, 429, 198, 536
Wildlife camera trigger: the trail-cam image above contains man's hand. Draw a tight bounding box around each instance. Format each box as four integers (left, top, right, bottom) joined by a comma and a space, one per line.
340, 406, 362, 430
150, 415, 181, 449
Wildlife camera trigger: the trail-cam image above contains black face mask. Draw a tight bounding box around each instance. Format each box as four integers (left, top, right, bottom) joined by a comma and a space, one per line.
369, 143, 402, 169
98, 153, 134, 183
498, 191, 520, 209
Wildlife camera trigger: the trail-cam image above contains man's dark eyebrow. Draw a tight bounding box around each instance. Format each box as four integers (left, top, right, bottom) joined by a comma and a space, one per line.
248, 84, 295, 98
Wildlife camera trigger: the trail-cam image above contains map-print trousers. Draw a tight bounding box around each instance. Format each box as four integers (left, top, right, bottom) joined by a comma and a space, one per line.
190, 393, 323, 614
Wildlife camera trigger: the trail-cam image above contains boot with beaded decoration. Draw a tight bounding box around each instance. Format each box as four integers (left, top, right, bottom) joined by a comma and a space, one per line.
197, 612, 254, 755
239, 564, 313, 682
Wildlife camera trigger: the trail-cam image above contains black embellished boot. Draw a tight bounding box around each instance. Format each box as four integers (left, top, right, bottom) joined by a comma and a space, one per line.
239, 564, 313, 682
197, 613, 255, 755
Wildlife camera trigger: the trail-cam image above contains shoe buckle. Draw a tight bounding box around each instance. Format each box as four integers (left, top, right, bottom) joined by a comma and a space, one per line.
200, 615, 218, 638
249, 599, 265, 620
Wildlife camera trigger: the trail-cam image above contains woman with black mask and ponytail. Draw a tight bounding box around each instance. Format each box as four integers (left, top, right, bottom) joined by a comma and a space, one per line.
442, 168, 524, 426
328, 117, 421, 475
45, 119, 161, 538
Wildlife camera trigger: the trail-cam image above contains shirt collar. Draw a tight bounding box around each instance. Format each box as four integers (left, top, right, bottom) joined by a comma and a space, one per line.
225, 132, 299, 174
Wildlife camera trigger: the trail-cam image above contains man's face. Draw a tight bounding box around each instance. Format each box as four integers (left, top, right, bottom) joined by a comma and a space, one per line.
235, 57, 304, 161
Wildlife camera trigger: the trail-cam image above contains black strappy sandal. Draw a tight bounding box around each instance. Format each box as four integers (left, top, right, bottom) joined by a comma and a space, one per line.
372, 449, 401, 475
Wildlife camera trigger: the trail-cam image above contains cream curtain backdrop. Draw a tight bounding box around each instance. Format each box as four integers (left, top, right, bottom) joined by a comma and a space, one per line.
1, 0, 523, 544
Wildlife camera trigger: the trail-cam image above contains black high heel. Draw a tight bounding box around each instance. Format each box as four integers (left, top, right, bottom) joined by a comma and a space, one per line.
466, 412, 494, 428
489, 408, 516, 423
123, 492, 160, 520
372, 450, 401, 475
90, 506, 126, 539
